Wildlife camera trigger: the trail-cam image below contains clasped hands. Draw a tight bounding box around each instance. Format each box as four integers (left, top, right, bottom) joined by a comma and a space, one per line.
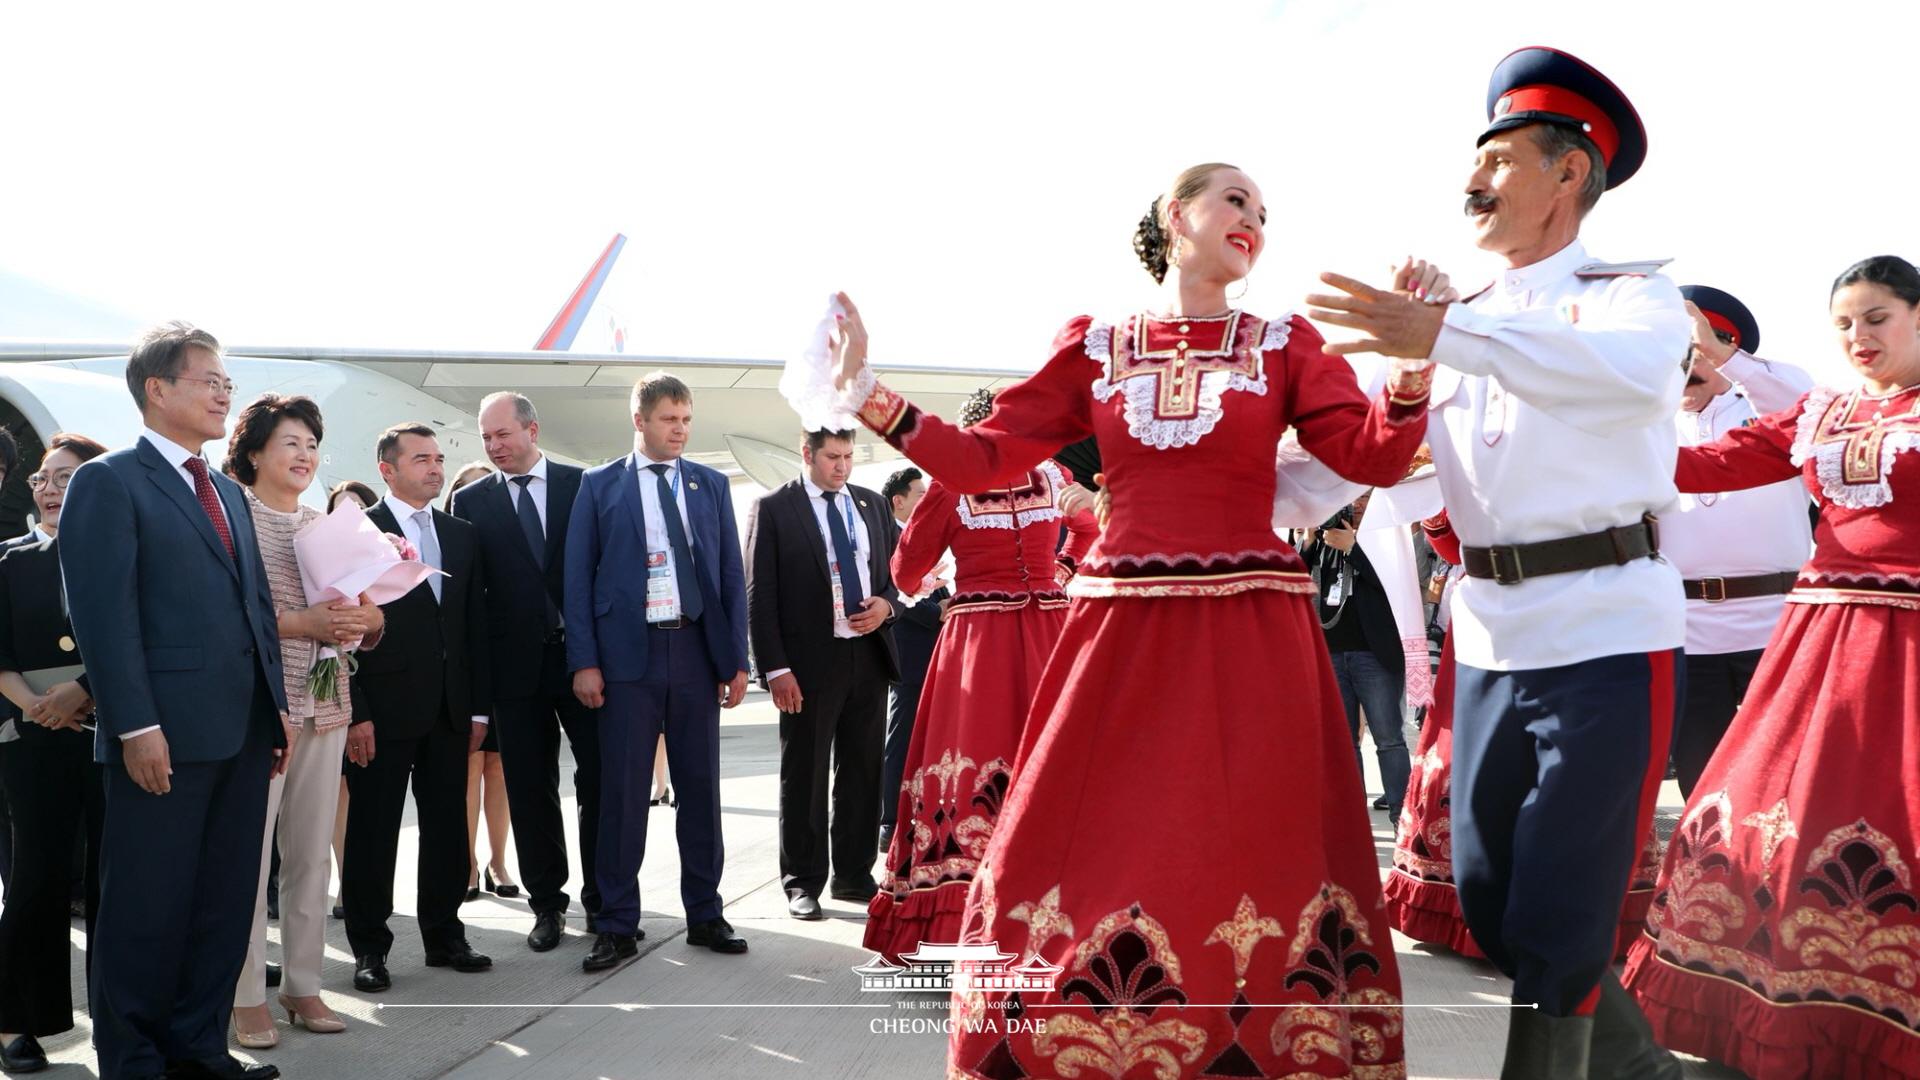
26, 679, 91, 732
1306, 258, 1460, 358
298, 593, 383, 645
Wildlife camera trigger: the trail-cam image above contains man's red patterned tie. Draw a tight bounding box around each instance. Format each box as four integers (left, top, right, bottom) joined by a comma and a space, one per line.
183, 457, 235, 559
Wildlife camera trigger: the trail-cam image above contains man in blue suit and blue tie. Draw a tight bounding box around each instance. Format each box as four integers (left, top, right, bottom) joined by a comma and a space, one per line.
565, 372, 751, 972
61, 323, 288, 1080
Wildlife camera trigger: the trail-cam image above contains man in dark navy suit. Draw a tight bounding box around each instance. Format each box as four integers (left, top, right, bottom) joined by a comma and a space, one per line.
452, 392, 600, 954
565, 373, 751, 972
61, 322, 288, 1080
344, 423, 494, 993
877, 467, 945, 855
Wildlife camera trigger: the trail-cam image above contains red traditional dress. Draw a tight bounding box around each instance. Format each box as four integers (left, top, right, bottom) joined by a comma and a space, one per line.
1622, 383, 1920, 1079
854, 310, 1429, 1080
864, 460, 1099, 961
1385, 513, 1662, 961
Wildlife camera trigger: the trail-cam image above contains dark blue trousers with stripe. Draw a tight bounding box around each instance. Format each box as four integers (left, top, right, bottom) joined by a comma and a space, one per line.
1451, 648, 1681, 1015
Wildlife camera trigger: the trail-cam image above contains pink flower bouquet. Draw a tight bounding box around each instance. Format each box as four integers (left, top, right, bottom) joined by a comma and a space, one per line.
292, 501, 444, 701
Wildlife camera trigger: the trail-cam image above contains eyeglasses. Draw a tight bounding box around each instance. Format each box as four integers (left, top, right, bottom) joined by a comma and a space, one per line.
28, 471, 74, 492
159, 374, 236, 396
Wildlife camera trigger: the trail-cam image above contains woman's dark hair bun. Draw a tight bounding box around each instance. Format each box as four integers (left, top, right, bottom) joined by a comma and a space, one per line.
1133, 196, 1169, 284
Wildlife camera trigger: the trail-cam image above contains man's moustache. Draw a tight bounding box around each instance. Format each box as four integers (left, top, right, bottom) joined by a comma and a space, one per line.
1464, 196, 1497, 216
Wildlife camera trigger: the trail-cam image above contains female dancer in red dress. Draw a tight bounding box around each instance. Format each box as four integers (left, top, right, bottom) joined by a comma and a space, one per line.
829, 163, 1434, 1079
1386, 512, 1662, 962
1622, 255, 1920, 1079
863, 391, 1099, 961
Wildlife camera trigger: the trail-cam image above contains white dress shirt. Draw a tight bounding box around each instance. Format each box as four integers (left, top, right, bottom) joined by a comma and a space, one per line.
123, 428, 232, 741
384, 493, 441, 583
1665, 352, 1817, 654
385, 492, 487, 726
763, 479, 877, 684
803, 477, 873, 639
142, 427, 231, 532
504, 452, 550, 534
633, 450, 695, 615
1425, 239, 1693, 671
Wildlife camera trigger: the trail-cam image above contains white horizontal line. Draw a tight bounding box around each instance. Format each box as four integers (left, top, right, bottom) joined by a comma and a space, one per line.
377, 1003, 891, 1009
377, 1002, 1528, 1010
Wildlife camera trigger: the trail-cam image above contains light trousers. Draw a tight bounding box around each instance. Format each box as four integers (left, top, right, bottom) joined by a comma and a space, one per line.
236, 719, 348, 1007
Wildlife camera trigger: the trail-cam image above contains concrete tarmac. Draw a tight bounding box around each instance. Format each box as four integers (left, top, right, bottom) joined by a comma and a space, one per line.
27, 693, 1747, 1079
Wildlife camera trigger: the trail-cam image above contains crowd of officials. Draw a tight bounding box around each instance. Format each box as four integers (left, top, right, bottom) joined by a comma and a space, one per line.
0, 321, 927, 1079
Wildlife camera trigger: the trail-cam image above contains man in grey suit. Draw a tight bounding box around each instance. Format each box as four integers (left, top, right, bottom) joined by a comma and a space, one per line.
62, 322, 288, 1080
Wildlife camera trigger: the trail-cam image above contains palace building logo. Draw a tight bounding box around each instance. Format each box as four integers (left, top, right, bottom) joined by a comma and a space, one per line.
852, 942, 1061, 994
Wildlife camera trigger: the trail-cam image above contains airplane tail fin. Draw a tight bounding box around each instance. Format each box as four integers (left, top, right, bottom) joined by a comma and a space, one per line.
533, 233, 627, 351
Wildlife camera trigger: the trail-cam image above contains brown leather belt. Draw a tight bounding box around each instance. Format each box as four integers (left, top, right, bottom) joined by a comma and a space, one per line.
1461, 514, 1660, 586
1682, 571, 1798, 603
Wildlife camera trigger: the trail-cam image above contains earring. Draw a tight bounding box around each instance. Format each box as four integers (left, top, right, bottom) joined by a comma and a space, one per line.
1166, 232, 1185, 271
1228, 275, 1249, 303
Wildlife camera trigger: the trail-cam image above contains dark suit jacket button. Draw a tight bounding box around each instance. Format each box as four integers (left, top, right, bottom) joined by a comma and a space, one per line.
244, 647, 255, 657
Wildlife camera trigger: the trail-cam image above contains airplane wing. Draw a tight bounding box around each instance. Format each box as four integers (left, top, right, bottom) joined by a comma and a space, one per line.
0, 237, 1031, 503
0, 340, 1030, 477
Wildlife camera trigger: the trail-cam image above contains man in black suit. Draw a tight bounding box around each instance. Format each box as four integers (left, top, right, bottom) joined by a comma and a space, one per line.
877, 467, 946, 854
451, 392, 599, 954
745, 430, 900, 920
62, 322, 287, 1080
344, 423, 493, 992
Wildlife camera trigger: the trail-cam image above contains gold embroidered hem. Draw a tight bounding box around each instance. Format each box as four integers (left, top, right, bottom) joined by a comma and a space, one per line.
1786, 587, 1920, 612
1065, 569, 1316, 600
945, 593, 1072, 617
857, 379, 910, 437
1386, 358, 1436, 406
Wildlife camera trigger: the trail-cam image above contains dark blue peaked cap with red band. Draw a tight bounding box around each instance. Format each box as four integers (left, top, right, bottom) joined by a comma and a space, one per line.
1481, 47, 1647, 190
1680, 285, 1761, 354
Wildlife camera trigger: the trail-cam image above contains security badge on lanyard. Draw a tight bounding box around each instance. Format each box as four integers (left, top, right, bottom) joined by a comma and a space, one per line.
646, 466, 685, 624
828, 495, 859, 633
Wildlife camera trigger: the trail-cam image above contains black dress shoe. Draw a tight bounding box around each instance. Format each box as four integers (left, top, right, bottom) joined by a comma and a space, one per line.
788, 894, 823, 920
353, 953, 391, 993
331, 903, 345, 920
264, 960, 281, 988
582, 931, 640, 972
464, 884, 482, 903
528, 910, 565, 952
424, 940, 493, 972
164, 1055, 281, 1079
0, 1034, 48, 1072
686, 917, 748, 954
829, 881, 878, 903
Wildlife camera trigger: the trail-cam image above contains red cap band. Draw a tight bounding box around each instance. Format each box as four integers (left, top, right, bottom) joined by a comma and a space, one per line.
1494, 84, 1620, 168
1701, 310, 1742, 349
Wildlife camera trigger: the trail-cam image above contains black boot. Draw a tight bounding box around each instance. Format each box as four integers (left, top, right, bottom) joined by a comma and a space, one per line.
1590, 974, 1683, 1079
1501, 1007, 1592, 1080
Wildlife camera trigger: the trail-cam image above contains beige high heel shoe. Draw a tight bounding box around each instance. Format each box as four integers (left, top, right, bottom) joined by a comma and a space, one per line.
231, 1010, 278, 1050
279, 993, 347, 1034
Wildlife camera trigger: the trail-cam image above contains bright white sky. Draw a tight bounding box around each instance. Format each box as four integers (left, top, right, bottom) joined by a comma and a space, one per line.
1, 1, 1911, 388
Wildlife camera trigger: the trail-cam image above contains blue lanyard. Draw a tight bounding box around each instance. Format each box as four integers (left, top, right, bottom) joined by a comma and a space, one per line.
638, 456, 684, 501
